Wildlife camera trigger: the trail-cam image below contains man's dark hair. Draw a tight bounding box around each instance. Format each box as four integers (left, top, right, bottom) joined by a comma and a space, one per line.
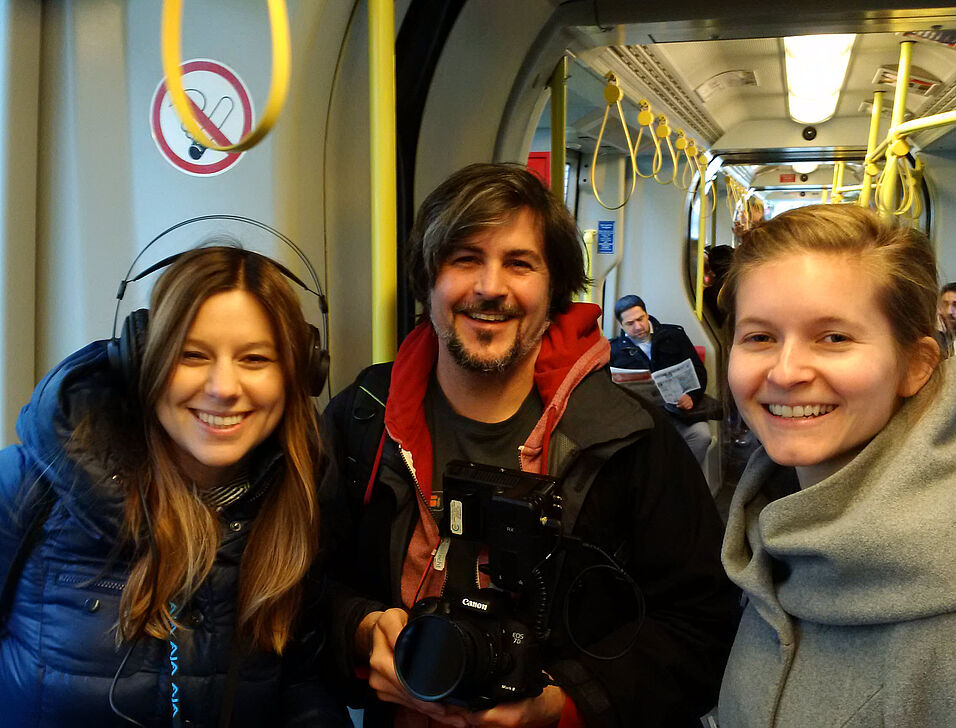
942, 282, 956, 296
405, 162, 590, 315
614, 294, 646, 323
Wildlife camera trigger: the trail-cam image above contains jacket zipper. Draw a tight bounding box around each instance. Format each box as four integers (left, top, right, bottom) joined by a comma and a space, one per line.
397, 442, 449, 599
57, 573, 125, 591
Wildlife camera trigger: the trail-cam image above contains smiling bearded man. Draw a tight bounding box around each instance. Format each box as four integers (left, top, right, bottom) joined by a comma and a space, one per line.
321, 162, 739, 728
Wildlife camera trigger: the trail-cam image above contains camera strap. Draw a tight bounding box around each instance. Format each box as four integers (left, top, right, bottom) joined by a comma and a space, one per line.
345, 363, 393, 506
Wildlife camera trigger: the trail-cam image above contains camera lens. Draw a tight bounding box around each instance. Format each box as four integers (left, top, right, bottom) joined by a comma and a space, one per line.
395, 612, 501, 702
395, 614, 468, 701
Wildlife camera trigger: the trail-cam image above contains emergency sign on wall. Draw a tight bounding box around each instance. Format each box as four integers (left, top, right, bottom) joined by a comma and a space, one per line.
597, 220, 615, 254
150, 59, 253, 176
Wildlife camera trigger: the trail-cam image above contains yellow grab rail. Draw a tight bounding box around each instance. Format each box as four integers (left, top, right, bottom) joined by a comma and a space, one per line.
830, 162, 845, 203
161, 0, 291, 152
590, 74, 638, 210
675, 133, 695, 190
908, 157, 925, 222
725, 176, 746, 218
369, 0, 398, 361
876, 41, 914, 218
694, 174, 709, 321
859, 90, 884, 208
633, 100, 663, 178
695, 152, 716, 214
653, 115, 679, 185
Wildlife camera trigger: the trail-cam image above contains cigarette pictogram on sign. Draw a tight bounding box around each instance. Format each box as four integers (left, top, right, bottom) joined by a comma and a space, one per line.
150, 59, 253, 176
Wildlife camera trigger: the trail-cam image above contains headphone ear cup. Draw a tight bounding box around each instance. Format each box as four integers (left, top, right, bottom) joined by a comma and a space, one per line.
305, 324, 330, 396
109, 308, 150, 391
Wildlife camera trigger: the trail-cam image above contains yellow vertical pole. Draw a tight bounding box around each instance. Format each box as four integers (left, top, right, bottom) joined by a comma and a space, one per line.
829, 163, 841, 203
831, 162, 845, 203
879, 41, 914, 219
368, 0, 397, 362
890, 41, 914, 131
549, 56, 567, 201
859, 90, 884, 207
695, 179, 707, 321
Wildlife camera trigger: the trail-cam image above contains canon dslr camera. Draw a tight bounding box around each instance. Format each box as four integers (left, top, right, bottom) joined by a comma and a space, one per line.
393, 461, 562, 710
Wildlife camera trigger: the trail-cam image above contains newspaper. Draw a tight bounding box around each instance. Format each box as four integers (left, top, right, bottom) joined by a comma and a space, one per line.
649, 358, 700, 405
609, 366, 651, 383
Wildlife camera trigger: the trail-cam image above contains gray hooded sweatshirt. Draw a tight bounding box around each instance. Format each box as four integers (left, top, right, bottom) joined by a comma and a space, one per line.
718, 363, 956, 727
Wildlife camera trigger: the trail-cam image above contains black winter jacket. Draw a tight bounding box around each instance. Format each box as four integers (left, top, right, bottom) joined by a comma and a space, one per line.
0, 341, 349, 728
608, 316, 708, 406
322, 310, 739, 727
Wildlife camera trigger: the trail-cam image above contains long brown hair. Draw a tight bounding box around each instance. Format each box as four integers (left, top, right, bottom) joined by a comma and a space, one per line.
120, 246, 321, 653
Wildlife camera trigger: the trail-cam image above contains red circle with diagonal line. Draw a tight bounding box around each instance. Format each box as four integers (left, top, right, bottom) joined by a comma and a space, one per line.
150, 59, 254, 176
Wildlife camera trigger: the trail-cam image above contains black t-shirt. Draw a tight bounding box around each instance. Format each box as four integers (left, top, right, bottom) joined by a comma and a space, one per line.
424, 375, 543, 597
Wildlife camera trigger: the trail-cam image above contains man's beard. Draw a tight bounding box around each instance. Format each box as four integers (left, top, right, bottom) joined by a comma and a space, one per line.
435, 302, 548, 374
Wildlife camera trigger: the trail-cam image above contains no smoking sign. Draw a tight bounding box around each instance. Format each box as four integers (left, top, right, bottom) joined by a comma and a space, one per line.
150, 59, 253, 176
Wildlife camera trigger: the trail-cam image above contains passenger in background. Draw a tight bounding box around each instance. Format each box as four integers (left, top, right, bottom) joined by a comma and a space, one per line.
0, 247, 348, 727
323, 163, 739, 727
717, 205, 955, 726
936, 281, 956, 355
703, 244, 735, 330
609, 295, 712, 465
732, 196, 765, 239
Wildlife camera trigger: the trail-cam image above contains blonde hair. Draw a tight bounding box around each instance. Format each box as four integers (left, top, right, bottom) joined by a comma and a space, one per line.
720, 204, 942, 392
120, 246, 321, 653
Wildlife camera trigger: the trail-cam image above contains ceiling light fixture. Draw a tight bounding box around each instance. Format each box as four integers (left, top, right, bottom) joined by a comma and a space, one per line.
791, 162, 819, 174
784, 34, 856, 125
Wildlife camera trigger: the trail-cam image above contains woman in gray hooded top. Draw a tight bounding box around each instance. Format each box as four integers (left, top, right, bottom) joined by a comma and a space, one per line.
716, 204, 955, 727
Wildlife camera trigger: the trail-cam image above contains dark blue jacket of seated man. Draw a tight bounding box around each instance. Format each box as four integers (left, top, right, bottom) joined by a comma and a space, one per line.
609, 295, 707, 407
609, 295, 712, 465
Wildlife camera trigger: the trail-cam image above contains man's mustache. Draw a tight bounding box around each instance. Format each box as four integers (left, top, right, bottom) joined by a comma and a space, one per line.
454, 301, 524, 317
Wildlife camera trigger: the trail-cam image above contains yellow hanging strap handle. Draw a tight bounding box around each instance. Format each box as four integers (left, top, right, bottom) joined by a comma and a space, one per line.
893, 154, 916, 217
653, 115, 678, 185
161, 0, 291, 152
874, 151, 891, 214
875, 137, 912, 216
907, 156, 924, 222
590, 73, 638, 210
633, 100, 662, 178
890, 139, 915, 216
673, 131, 691, 190
725, 176, 745, 218
677, 137, 698, 191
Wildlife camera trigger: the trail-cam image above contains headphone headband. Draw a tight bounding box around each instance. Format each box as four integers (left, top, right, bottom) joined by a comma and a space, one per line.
109, 215, 330, 395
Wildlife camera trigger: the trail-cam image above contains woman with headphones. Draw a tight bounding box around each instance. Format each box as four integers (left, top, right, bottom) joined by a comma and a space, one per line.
0, 246, 349, 727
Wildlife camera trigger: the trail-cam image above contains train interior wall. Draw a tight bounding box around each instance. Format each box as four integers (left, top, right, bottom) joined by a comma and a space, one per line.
3, 1, 956, 445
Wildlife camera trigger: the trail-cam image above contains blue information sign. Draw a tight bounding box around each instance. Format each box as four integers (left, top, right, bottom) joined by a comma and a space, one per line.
597, 220, 615, 254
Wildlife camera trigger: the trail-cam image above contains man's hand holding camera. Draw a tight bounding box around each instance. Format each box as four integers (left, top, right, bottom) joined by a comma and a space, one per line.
356, 609, 459, 723
355, 607, 566, 727
453, 685, 566, 727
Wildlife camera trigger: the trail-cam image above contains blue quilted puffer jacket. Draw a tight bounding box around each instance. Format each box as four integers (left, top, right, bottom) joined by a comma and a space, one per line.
0, 341, 350, 727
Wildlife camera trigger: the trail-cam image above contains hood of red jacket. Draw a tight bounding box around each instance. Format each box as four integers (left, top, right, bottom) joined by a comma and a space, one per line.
383, 303, 608, 497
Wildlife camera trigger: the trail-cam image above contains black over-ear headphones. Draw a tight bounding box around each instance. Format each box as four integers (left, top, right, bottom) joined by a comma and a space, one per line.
107, 215, 330, 396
